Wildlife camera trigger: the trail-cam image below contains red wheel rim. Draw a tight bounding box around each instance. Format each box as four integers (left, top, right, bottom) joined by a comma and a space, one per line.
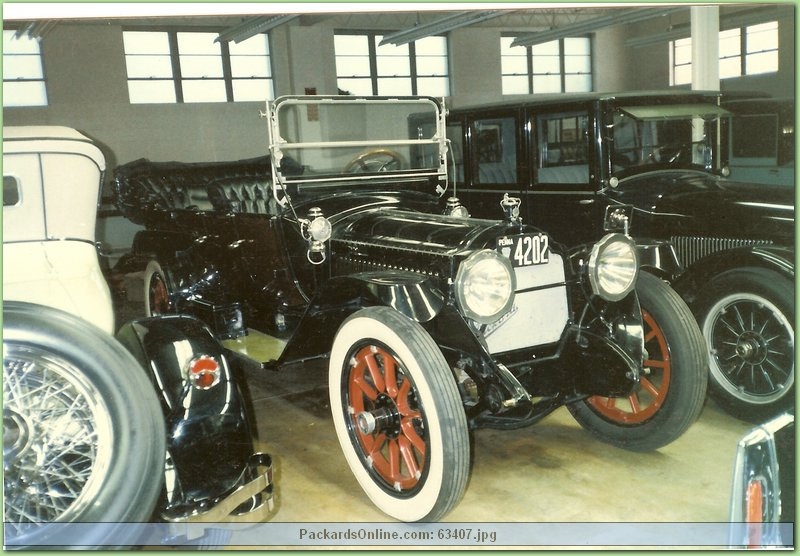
346, 344, 427, 492
148, 273, 170, 315
587, 309, 671, 424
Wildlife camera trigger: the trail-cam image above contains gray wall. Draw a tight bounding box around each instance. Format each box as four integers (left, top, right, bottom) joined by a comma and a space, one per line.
3, 11, 794, 172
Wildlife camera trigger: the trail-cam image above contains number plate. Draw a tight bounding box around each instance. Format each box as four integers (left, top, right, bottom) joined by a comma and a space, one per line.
497, 233, 550, 267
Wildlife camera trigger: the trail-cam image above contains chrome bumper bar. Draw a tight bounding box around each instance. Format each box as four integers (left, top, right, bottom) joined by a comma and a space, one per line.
162, 452, 274, 523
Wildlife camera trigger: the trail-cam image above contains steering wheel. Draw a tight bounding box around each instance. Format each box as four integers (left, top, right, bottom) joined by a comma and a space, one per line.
344, 149, 404, 173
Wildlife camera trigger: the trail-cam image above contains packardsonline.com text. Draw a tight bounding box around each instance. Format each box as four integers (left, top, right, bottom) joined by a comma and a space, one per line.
298, 526, 498, 544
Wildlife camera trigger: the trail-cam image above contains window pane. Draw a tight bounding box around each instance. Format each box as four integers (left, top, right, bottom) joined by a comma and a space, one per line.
3, 54, 44, 79
336, 55, 371, 77
565, 74, 591, 92
233, 78, 273, 101
719, 56, 741, 79
123, 31, 171, 54
231, 55, 270, 78
125, 54, 173, 78
376, 53, 410, 77
182, 79, 227, 102
532, 74, 561, 93
335, 34, 370, 53
532, 55, 560, 74
719, 28, 741, 56
337, 77, 373, 96
3, 176, 20, 206
417, 76, 449, 97
502, 75, 529, 94
746, 50, 778, 74
564, 54, 590, 73
377, 77, 412, 96
532, 40, 560, 56
128, 80, 176, 104
747, 21, 778, 52
180, 55, 224, 78
228, 34, 269, 55
415, 36, 447, 56
673, 38, 692, 65
415, 56, 447, 75
502, 55, 528, 74
4, 31, 32, 53
177, 32, 219, 54
563, 37, 590, 55
3, 81, 47, 107
673, 64, 692, 85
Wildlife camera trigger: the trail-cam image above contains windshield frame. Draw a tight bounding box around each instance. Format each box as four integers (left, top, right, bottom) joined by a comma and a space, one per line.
608, 102, 732, 180
267, 95, 449, 205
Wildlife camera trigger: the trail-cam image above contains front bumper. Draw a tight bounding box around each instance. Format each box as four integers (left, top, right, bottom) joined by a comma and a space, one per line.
162, 452, 275, 523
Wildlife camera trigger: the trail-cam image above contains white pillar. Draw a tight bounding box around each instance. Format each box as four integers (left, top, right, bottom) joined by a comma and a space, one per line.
690, 5, 720, 91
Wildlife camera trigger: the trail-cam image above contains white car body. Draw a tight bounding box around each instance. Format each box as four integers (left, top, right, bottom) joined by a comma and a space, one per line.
3, 126, 114, 333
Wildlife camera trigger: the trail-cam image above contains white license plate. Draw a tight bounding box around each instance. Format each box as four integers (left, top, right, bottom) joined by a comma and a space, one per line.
497, 233, 550, 267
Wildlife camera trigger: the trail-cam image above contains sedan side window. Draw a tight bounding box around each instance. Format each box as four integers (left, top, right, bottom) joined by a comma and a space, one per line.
3, 175, 21, 206
536, 112, 590, 184
474, 117, 517, 184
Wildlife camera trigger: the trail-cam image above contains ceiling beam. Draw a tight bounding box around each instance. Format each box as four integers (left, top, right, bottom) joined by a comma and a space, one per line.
511, 7, 685, 47
379, 11, 509, 46
216, 15, 298, 43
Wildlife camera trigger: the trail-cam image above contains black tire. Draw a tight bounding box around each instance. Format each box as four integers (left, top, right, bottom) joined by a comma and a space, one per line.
568, 272, 708, 451
144, 259, 173, 316
3, 301, 166, 548
328, 306, 469, 522
694, 268, 794, 422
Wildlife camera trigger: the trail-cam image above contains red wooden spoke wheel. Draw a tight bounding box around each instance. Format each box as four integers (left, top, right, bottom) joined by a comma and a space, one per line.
587, 309, 671, 424
346, 344, 427, 492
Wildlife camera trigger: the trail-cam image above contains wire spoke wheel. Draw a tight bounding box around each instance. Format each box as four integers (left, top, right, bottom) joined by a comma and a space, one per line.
706, 293, 794, 402
3, 345, 114, 533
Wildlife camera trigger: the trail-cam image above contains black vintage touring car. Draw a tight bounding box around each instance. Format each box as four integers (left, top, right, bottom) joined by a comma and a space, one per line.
113, 95, 707, 522
445, 91, 794, 421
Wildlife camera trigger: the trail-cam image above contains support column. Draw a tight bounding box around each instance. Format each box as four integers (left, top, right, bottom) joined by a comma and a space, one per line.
690, 5, 720, 91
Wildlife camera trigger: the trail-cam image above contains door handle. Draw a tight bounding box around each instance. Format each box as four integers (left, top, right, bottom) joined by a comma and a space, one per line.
578, 199, 595, 205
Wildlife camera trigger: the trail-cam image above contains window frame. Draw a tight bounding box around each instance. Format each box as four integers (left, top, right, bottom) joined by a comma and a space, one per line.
3, 29, 49, 108
670, 19, 779, 85
501, 35, 593, 95
122, 27, 274, 104
334, 30, 450, 97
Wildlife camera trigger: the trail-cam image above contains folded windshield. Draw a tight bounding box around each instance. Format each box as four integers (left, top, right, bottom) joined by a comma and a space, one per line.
268, 96, 447, 202
611, 103, 731, 174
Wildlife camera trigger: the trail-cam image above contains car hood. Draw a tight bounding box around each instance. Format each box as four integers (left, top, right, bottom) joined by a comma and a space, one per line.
609, 171, 795, 239
334, 206, 517, 257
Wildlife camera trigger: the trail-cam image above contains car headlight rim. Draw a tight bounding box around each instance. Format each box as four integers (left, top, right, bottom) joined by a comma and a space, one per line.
455, 249, 516, 324
588, 233, 639, 302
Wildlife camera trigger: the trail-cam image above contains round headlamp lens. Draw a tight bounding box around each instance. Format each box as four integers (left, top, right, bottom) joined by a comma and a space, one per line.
455, 250, 516, 324
588, 234, 639, 301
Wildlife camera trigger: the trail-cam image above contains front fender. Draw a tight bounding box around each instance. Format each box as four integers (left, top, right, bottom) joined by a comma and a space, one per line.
278, 272, 445, 364
115, 315, 256, 511
672, 245, 795, 302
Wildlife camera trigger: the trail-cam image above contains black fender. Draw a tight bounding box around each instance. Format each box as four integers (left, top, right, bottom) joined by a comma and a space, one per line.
115, 315, 257, 514
277, 271, 445, 364
672, 245, 795, 304
635, 238, 684, 281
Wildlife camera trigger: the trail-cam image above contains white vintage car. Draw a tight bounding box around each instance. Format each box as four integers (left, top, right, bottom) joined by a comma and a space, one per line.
3, 127, 273, 548
3, 126, 166, 546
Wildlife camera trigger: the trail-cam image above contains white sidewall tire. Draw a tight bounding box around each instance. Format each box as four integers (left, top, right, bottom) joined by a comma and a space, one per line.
143, 259, 167, 317
329, 307, 467, 522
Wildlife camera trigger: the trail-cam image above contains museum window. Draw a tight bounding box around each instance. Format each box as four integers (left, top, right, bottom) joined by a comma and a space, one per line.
123, 29, 274, 104
334, 31, 450, 97
501, 36, 592, 95
670, 20, 779, 85
3, 30, 48, 107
